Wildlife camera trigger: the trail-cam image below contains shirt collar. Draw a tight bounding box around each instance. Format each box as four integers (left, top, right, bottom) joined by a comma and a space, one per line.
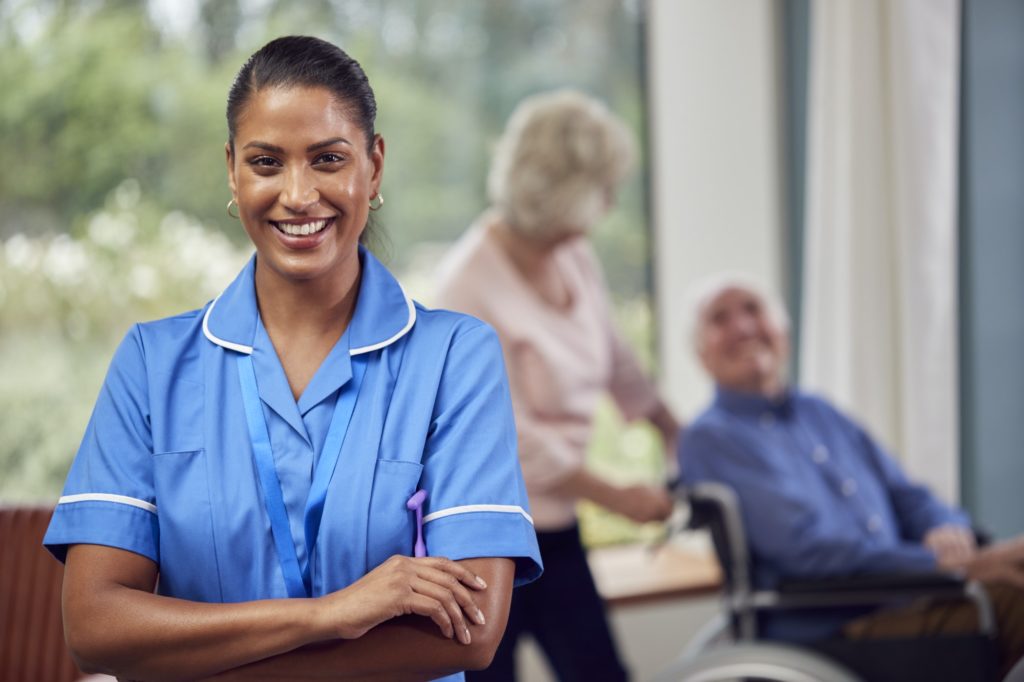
713, 384, 795, 418
203, 244, 417, 357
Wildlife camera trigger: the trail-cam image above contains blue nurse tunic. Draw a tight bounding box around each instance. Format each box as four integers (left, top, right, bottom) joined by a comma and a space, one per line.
44, 246, 543, 680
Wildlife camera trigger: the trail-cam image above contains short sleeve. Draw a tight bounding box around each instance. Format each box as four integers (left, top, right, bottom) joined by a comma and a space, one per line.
43, 325, 159, 564
419, 323, 543, 587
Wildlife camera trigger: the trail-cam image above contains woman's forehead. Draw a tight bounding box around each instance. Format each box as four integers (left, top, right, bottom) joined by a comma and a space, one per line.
234, 85, 363, 145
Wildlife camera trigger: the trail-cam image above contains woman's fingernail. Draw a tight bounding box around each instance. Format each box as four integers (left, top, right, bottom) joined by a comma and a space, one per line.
464, 627, 472, 644
477, 608, 486, 625
475, 575, 488, 589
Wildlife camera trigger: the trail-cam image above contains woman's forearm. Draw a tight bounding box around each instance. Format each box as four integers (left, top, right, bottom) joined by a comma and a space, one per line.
64, 546, 512, 682
647, 399, 681, 458
64, 546, 335, 681
203, 610, 505, 682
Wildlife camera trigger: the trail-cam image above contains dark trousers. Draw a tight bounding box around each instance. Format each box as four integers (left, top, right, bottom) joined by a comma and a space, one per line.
469, 525, 629, 682
844, 582, 1024, 679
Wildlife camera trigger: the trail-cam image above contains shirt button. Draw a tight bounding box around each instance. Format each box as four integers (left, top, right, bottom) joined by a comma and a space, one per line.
760, 413, 775, 428
842, 479, 858, 496
812, 445, 829, 463
868, 515, 882, 532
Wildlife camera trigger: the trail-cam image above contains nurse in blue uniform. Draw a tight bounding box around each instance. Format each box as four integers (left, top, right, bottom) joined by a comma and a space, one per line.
43, 36, 541, 682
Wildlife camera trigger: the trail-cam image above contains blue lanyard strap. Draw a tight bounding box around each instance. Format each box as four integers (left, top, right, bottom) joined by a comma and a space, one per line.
237, 351, 367, 598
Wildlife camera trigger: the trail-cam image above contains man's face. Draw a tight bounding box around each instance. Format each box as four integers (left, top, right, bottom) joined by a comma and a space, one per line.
696, 286, 788, 394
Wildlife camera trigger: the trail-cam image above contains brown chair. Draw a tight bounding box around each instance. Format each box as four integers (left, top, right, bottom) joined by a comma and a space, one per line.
0, 505, 85, 682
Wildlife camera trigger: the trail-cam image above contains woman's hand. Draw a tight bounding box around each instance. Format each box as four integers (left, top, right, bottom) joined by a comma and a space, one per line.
319, 555, 489, 645
551, 468, 675, 524
606, 483, 675, 524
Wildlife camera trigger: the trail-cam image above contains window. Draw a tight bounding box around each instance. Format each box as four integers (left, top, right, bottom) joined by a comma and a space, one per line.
0, 0, 661, 545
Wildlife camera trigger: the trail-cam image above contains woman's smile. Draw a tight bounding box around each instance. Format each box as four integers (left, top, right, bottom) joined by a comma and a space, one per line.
272, 216, 335, 236
269, 216, 337, 250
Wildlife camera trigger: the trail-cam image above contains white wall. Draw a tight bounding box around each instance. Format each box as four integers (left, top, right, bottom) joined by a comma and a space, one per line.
648, 0, 786, 418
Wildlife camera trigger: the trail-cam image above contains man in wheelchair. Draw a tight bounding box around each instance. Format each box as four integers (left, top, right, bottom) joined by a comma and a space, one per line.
677, 274, 1024, 678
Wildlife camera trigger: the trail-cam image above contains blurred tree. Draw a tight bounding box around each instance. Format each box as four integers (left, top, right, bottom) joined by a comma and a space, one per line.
200, 0, 242, 63
0, 0, 649, 293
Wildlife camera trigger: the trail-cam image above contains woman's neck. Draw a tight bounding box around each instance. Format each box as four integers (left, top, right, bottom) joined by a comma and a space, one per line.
487, 217, 559, 277
253, 258, 362, 400
253, 258, 361, 341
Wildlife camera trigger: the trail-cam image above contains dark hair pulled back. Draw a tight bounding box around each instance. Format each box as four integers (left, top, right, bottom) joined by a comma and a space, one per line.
226, 36, 377, 152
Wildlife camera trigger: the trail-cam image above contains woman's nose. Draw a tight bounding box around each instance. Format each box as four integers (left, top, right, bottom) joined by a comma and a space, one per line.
280, 167, 319, 212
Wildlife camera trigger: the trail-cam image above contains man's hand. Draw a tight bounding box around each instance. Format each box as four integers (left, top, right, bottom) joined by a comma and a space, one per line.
924, 524, 977, 567
938, 535, 1024, 589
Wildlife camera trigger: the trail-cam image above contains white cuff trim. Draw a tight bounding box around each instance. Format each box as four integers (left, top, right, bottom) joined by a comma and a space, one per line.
423, 504, 533, 525
58, 493, 157, 514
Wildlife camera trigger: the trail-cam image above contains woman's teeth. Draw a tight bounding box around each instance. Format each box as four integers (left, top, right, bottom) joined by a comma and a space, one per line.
276, 219, 330, 236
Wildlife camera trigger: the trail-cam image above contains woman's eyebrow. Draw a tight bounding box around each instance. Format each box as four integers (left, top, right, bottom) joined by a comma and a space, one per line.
241, 138, 352, 153
242, 141, 284, 153
307, 137, 351, 152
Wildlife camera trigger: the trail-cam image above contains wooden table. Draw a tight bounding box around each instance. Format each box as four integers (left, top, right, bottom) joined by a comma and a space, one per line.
587, 533, 723, 608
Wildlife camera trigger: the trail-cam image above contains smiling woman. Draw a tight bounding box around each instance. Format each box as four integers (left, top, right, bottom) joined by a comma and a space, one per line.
226, 82, 385, 399
42, 36, 541, 682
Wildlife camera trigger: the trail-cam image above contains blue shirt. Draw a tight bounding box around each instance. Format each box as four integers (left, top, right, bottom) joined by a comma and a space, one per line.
45, 246, 542, 680
679, 387, 968, 641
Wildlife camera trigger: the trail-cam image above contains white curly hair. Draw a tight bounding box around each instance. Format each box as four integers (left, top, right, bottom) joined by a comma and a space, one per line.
487, 89, 635, 239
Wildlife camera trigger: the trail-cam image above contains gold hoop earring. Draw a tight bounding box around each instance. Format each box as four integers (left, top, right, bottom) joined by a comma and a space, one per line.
368, 193, 384, 211
226, 198, 240, 219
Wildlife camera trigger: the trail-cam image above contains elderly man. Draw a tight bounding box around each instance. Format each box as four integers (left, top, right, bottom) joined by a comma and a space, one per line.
678, 274, 1024, 675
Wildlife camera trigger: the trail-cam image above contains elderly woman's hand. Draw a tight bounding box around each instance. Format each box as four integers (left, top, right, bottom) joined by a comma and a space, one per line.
607, 483, 675, 524
317, 555, 488, 645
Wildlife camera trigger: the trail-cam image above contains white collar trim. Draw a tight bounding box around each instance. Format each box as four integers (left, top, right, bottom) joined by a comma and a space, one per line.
202, 294, 254, 355
202, 284, 415, 357
349, 283, 417, 356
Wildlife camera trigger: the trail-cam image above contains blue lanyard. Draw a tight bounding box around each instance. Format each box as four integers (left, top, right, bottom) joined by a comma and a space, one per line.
236, 350, 367, 598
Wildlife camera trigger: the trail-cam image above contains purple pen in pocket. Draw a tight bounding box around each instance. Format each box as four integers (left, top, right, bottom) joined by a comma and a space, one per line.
406, 489, 428, 557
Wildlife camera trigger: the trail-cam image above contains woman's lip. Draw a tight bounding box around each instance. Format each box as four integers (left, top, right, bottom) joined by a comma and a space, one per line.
269, 217, 335, 250
271, 217, 336, 225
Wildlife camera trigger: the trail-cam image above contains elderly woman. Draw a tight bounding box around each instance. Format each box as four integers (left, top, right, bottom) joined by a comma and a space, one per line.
435, 90, 680, 681
43, 36, 541, 682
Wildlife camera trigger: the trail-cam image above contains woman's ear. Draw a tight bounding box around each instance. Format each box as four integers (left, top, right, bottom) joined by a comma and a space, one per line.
369, 134, 385, 196
225, 142, 238, 198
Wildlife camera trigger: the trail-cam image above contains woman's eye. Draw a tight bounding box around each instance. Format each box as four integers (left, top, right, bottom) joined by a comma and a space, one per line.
248, 156, 279, 168
315, 152, 345, 164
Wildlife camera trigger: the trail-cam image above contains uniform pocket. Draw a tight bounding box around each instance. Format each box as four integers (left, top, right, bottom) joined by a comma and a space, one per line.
366, 459, 425, 569
152, 449, 220, 601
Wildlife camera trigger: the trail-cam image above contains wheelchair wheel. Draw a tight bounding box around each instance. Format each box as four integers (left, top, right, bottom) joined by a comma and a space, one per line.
656, 642, 864, 682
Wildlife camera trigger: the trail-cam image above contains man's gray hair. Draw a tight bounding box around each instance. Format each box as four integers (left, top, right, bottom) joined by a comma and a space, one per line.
487, 89, 635, 239
685, 272, 791, 351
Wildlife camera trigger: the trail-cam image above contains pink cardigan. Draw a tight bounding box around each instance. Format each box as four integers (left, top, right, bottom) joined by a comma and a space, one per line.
434, 223, 659, 531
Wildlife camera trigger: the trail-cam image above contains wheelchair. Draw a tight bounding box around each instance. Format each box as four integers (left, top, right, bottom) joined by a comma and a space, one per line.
656, 482, 1006, 682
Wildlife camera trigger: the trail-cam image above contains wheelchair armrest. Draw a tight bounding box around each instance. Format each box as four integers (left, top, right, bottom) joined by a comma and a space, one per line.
778, 571, 966, 596
750, 575, 996, 636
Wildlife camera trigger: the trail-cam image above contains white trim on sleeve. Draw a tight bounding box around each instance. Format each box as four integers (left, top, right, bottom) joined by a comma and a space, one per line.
422, 504, 533, 525
57, 493, 157, 515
